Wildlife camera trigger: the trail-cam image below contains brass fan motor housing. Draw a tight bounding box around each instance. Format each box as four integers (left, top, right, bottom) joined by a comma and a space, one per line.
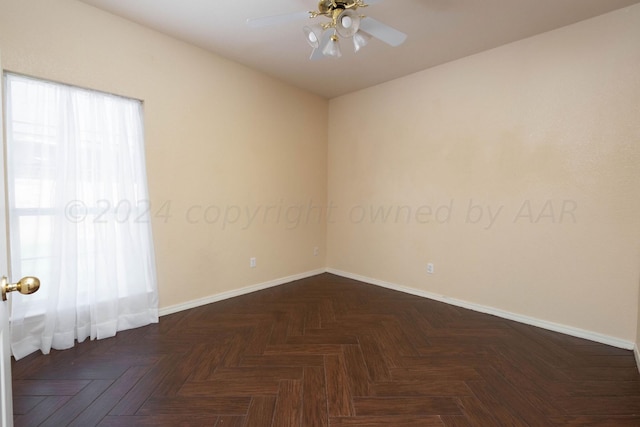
318, 0, 332, 14
317, 0, 362, 15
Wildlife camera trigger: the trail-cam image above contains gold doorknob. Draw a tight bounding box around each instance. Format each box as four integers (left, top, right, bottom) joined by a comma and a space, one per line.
1, 276, 40, 301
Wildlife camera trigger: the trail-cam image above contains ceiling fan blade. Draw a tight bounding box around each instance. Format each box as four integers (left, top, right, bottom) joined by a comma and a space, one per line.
246, 10, 310, 28
310, 31, 334, 61
359, 17, 407, 47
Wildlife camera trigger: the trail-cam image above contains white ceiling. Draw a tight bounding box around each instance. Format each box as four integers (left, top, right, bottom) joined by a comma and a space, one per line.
78, 0, 640, 98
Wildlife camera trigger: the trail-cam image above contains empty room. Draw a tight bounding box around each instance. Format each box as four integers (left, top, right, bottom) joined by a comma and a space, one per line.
0, 0, 639, 425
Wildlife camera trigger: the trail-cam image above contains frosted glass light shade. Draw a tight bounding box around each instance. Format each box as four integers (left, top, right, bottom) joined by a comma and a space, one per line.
322, 35, 342, 58
353, 30, 372, 52
303, 24, 325, 48
336, 9, 360, 38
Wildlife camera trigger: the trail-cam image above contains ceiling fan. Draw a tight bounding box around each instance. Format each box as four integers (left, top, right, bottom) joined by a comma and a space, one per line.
247, 0, 407, 59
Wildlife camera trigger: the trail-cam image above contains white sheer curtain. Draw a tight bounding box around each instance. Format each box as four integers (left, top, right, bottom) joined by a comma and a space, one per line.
5, 73, 159, 360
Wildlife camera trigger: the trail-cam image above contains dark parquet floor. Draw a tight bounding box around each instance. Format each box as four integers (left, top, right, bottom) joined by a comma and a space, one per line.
11, 273, 640, 426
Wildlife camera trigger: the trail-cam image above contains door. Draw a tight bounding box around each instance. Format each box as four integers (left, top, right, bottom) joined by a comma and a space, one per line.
0, 48, 12, 427
0, 50, 39, 427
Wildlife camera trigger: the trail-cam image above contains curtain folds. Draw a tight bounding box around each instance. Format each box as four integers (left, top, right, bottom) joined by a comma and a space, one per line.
5, 74, 159, 360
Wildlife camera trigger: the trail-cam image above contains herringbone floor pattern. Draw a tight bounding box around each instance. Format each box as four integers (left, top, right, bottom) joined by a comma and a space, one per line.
11, 273, 640, 426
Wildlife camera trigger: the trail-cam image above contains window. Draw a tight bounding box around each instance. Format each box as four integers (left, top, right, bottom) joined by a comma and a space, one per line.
4, 73, 159, 359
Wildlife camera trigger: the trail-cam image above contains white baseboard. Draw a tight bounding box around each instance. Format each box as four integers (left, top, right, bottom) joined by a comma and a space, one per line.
158, 266, 635, 351
159, 268, 326, 317
326, 268, 635, 350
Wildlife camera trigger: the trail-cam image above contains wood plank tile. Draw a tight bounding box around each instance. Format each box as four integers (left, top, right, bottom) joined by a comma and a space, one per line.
325, 353, 354, 417
358, 333, 391, 382
188, 342, 230, 381
390, 366, 482, 382
263, 343, 344, 355
25, 359, 128, 381
555, 396, 640, 416
480, 349, 562, 417
69, 365, 152, 426
318, 299, 336, 324
244, 396, 276, 427
440, 415, 473, 427
304, 303, 322, 330
219, 331, 251, 368
353, 397, 461, 416
272, 380, 303, 426
136, 396, 251, 416
151, 344, 210, 398
465, 381, 530, 427
302, 367, 328, 427
14, 396, 72, 427
329, 416, 444, 426
39, 380, 113, 427
108, 354, 182, 415
244, 319, 276, 356
240, 354, 324, 368
286, 334, 358, 345
98, 415, 219, 426
369, 380, 472, 397
548, 416, 640, 426
342, 344, 370, 397
456, 395, 502, 426
556, 380, 640, 397
215, 416, 246, 427
475, 366, 551, 427
380, 320, 420, 358
12, 396, 45, 415
12, 379, 91, 396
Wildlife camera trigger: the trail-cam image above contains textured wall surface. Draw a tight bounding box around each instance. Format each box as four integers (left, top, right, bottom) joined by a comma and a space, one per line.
328, 5, 640, 342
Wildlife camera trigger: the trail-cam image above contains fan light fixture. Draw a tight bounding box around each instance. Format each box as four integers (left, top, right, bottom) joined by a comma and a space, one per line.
247, 0, 407, 60
305, 0, 373, 59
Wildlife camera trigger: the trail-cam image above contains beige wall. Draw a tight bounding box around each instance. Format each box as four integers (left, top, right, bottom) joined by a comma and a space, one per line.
328, 5, 640, 342
0, 0, 328, 309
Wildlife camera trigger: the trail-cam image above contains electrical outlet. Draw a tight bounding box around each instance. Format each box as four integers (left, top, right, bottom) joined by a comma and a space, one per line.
427, 263, 434, 274
313, 247, 319, 256
250, 257, 256, 268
